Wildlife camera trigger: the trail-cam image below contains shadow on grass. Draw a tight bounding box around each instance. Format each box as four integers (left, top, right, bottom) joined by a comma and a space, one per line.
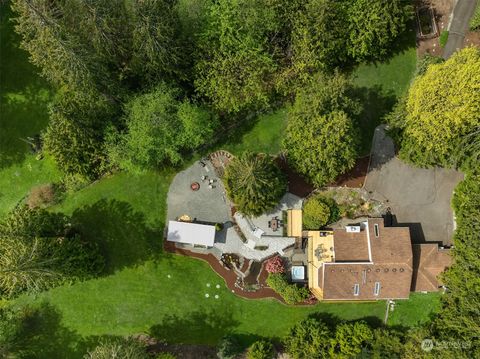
15, 302, 135, 359
71, 199, 162, 274
351, 86, 397, 155
149, 309, 239, 345
0, 3, 51, 169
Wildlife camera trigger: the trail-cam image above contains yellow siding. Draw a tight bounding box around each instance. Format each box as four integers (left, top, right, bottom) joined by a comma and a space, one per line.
306, 230, 334, 300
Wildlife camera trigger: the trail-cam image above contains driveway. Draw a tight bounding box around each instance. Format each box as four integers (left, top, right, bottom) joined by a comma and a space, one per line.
443, 0, 478, 59
364, 126, 464, 245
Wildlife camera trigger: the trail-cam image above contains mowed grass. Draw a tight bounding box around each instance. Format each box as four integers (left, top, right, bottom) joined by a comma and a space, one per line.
0, 155, 61, 217
16, 256, 386, 354
387, 292, 443, 328
0, 3, 52, 168
222, 108, 288, 155
352, 30, 417, 154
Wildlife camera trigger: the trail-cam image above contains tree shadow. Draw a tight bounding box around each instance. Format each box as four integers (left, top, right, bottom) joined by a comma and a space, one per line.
71, 199, 162, 274
16, 302, 136, 359
149, 308, 239, 345
350, 86, 397, 155
0, 3, 52, 169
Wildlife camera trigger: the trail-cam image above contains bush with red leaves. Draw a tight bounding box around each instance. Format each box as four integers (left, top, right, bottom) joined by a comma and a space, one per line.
264, 256, 285, 274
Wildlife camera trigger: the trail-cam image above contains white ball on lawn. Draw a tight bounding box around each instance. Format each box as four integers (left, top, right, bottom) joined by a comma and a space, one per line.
215, 295, 219, 299
167, 274, 171, 278
216, 284, 220, 289
206, 283, 211, 287
205, 293, 210, 298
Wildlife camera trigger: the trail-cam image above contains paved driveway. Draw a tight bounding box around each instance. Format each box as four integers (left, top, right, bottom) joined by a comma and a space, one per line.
443, 0, 478, 59
364, 126, 464, 245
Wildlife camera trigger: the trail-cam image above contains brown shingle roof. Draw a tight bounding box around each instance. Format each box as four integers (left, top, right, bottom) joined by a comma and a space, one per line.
321, 263, 412, 300
320, 219, 413, 300
412, 244, 452, 292
332, 228, 370, 262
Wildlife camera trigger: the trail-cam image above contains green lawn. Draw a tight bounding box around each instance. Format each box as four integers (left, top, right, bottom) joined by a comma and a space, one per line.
387, 292, 443, 328
15, 256, 386, 358
352, 32, 417, 154
221, 108, 288, 156
0, 3, 52, 169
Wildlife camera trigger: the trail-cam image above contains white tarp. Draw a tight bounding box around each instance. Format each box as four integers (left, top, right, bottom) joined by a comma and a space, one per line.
167, 220, 215, 247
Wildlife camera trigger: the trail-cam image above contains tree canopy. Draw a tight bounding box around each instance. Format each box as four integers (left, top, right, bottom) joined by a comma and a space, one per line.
106, 83, 218, 172
223, 152, 286, 216
0, 206, 103, 298
283, 74, 360, 187
399, 47, 480, 169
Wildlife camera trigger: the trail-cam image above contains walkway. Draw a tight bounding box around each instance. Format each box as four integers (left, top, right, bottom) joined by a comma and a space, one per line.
443, 0, 478, 58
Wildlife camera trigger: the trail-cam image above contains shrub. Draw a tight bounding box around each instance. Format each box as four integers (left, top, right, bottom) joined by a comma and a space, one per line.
217, 335, 241, 359
265, 256, 285, 274
224, 152, 287, 216
247, 340, 274, 359
85, 338, 148, 359
439, 30, 449, 48
283, 318, 332, 358
303, 195, 338, 229
470, 2, 480, 30
26, 184, 57, 209
266, 274, 310, 305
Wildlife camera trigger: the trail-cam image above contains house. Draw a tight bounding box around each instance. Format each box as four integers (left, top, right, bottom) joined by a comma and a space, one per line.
167, 220, 215, 248
307, 218, 451, 301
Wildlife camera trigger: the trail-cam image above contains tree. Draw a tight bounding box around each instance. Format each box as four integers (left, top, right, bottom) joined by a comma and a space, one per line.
0, 206, 103, 298
284, 107, 358, 187
399, 47, 480, 169
432, 174, 480, 355
217, 335, 241, 359
223, 152, 286, 216
283, 318, 332, 359
347, 0, 413, 61
333, 321, 373, 356
0, 306, 27, 357
303, 196, 332, 229
247, 340, 274, 359
194, 0, 279, 112
279, 0, 349, 92
107, 83, 218, 172
85, 338, 149, 359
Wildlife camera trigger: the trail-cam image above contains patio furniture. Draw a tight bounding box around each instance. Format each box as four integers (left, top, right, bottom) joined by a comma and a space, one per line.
191, 182, 200, 191
271, 218, 279, 232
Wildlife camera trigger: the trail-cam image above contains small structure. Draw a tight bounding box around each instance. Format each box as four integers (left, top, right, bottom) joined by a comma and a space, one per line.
167, 220, 215, 248
287, 209, 303, 237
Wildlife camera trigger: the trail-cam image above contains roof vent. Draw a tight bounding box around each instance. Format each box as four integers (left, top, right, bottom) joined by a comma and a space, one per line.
384, 268, 389, 273
399, 268, 405, 272
346, 226, 361, 233
392, 268, 397, 272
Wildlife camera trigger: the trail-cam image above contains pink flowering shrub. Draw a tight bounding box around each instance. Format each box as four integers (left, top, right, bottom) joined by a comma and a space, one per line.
265, 256, 285, 274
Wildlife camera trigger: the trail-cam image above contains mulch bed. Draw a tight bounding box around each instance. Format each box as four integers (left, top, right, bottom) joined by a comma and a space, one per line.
276, 156, 370, 196
164, 241, 284, 302
329, 156, 370, 188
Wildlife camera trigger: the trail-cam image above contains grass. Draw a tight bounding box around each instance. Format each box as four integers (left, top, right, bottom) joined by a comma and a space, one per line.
387, 292, 443, 328
15, 257, 386, 358
221, 108, 288, 156
0, 155, 61, 218
0, 3, 52, 169
352, 38, 417, 154
439, 30, 449, 48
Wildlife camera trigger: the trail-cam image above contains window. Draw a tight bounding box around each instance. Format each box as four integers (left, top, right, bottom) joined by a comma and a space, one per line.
374, 282, 381, 296
374, 223, 379, 237
353, 284, 360, 296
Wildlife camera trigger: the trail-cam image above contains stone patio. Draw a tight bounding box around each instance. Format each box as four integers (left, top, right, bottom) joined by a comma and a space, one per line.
166, 160, 303, 261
